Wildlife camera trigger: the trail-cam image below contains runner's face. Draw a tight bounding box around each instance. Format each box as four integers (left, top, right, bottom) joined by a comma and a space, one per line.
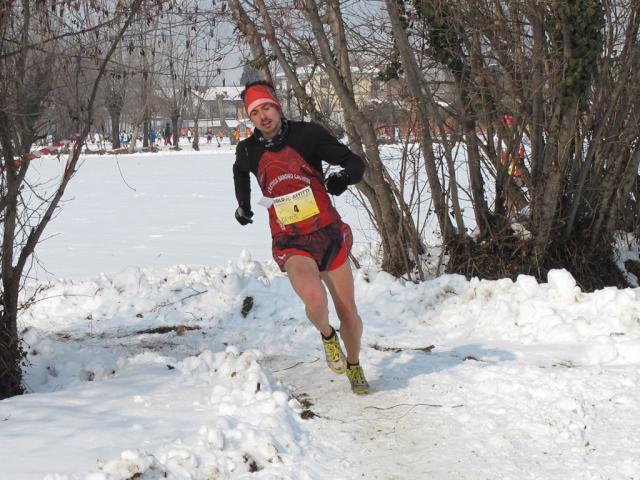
249, 104, 282, 139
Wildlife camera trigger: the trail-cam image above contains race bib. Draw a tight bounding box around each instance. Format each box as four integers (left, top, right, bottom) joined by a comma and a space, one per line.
272, 186, 320, 225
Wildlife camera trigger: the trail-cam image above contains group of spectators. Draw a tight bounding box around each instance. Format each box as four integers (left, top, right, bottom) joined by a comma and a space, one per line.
81, 124, 253, 149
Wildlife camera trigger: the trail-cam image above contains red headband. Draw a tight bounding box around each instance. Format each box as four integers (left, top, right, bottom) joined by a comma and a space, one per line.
244, 85, 281, 115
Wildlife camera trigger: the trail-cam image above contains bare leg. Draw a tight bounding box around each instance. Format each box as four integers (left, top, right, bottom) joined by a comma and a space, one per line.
285, 255, 333, 337
321, 260, 362, 364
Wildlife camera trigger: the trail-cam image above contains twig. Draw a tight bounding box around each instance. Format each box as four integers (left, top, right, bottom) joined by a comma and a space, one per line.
272, 357, 319, 373
151, 289, 208, 312
28, 293, 97, 305
116, 158, 137, 192
364, 402, 464, 411
370, 343, 435, 353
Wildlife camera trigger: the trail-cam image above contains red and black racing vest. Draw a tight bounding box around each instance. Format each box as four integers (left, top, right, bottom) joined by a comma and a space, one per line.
257, 145, 340, 236
233, 121, 365, 239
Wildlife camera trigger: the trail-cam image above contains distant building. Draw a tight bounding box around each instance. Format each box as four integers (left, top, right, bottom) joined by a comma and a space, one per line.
181, 85, 248, 134
273, 63, 454, 141
273, 66, 403, 139
273, 65, 381, 125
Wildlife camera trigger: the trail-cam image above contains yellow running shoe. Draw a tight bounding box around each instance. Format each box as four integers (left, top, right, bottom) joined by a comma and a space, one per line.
346, 364, 369, 395
321, 330, 346, 374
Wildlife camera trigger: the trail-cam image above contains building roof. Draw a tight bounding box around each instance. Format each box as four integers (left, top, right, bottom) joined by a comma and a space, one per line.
198, 85, 244, 102
274, 63, 378, 79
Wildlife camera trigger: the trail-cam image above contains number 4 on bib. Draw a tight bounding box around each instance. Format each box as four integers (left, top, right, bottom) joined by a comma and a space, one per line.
272, 186, 320, 225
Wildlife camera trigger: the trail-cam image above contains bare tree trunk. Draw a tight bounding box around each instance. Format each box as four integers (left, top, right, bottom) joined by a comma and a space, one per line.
192, 119, 200, 151
109, 108, 122, 149
528, 8, 546, 187
0, 109, 24, 397
142, 69, 150, 148
441, 139, 466, 233
534, 105, 578, 251
217, 94, 229, 134
460, 101, 491, 236
171, 115, 180, 150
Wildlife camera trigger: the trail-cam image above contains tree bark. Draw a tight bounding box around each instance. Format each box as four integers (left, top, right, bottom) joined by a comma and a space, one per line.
109, 107, 122, 149
142, 69, 150, 148
171, 114, 180, 149
0, 109, 23, 398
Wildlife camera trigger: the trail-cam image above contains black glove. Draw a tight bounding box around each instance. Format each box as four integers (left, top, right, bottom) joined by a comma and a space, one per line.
325, 170, 351, 196
234, 206, 254, 225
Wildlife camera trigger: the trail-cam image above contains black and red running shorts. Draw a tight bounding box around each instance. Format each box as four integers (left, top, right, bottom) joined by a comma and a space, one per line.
272, 221, 353, 272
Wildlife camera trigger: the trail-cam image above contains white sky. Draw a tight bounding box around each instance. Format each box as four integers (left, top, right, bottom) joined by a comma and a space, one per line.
2, 141, 640, 479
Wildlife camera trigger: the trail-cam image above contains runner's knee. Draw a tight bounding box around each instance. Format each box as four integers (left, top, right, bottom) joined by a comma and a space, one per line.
300, 287, 328, 315
335, 303, 359, 324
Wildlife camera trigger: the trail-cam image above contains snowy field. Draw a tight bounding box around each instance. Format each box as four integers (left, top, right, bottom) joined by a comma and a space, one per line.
1, 142, 640, 479
26, 140, 376, 281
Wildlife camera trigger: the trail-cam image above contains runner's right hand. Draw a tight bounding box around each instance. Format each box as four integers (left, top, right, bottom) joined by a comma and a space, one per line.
235, 206, 254, 225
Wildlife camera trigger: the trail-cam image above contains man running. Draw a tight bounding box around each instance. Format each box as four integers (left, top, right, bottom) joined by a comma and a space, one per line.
232, 81, 369, 394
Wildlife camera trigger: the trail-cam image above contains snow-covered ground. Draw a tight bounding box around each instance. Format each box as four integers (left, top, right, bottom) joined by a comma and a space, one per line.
2, 143, 640, 479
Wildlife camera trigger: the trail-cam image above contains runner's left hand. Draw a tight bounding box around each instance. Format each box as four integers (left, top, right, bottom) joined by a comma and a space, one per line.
325, 170, 350, 196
